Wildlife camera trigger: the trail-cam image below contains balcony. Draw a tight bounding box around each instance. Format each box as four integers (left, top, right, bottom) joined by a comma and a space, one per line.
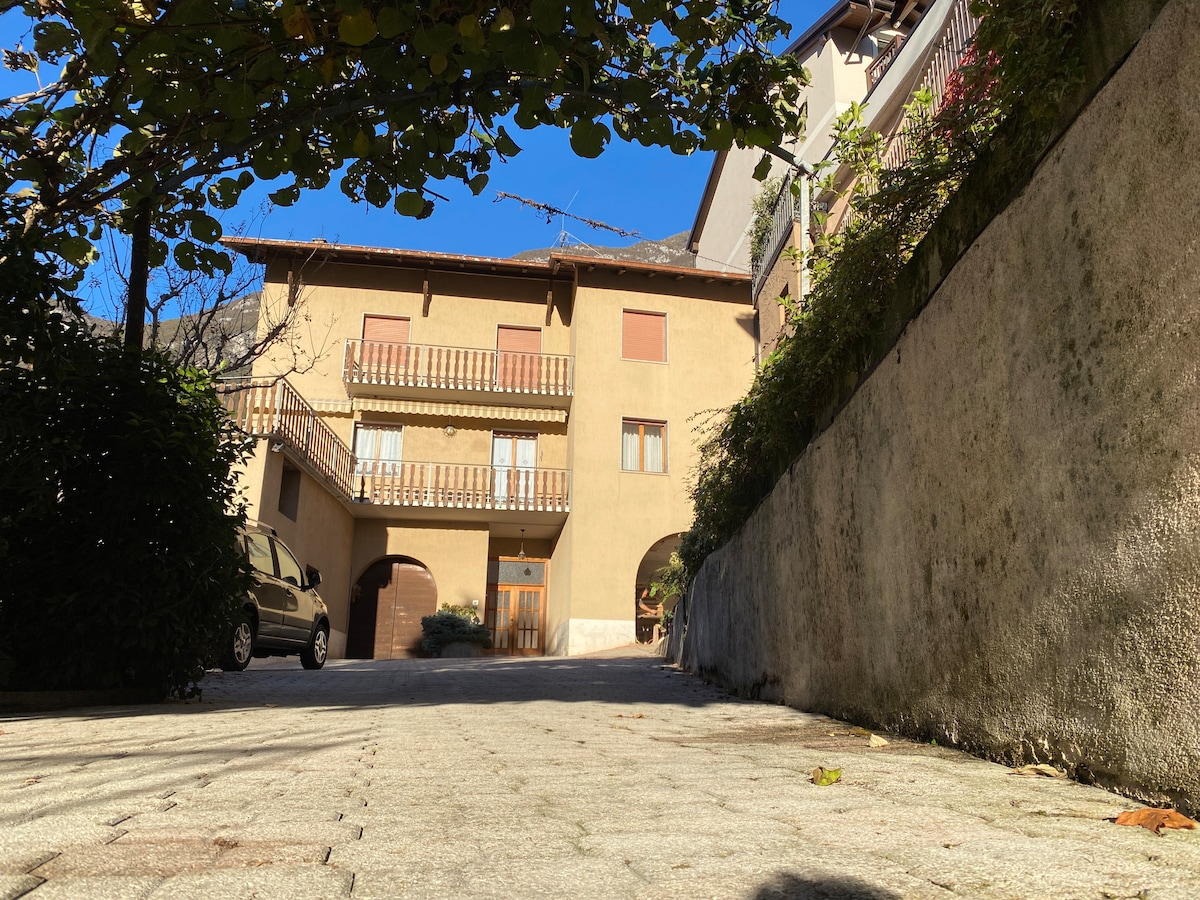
352, 462, 571, 515
218, 377, 354, 497
343, 340, 573, 409
750, 173, 807, 302
219, 377, 571, 522
866, 34, 906, 90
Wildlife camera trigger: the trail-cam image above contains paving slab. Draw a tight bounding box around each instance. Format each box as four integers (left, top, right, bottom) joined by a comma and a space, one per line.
2, 649, 1200, 898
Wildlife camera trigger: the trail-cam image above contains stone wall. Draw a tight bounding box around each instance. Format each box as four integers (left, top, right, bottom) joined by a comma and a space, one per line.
681, 0, 1200, 810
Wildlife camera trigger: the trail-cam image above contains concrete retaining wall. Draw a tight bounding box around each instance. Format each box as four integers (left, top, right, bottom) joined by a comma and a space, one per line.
682, 0, 1200, 810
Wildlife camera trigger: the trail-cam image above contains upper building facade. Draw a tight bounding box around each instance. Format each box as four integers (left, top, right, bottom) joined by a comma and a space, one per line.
221, 238, 755, 660
688, 0, 977, 359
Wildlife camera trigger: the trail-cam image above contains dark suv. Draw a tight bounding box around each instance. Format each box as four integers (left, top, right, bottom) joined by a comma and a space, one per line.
221, 524, 331, 671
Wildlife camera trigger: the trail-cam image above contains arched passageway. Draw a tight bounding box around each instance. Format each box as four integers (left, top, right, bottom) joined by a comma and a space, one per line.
347, 556, 438, 659
633, 534, 683, 643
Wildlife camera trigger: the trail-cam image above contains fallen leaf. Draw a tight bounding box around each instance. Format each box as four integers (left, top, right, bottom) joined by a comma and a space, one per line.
1114, 808, 1198, 835
868, 734, 890, 748
811, 766, 842, 786
1012, 764, 1065, 778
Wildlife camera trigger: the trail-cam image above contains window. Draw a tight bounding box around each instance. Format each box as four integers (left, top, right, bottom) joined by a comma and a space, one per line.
622, 310, 666, 362
353, 424, 404, 475
245, 532, 275, 577
496, 325, 542, 390
362, 315, 411, 344
361, 316, 411, 377
278, 461, 301, 520
621, 420, 666, 473
492, 432, 538, 506
272, 537, 305, 587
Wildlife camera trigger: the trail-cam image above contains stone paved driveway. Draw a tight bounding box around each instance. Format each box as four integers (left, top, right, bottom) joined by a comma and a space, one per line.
3, 649, 1199, 899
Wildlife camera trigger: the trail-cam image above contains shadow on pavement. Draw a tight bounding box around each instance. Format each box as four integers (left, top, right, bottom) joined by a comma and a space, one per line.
4, 653, 743, 720
752, 872, 902, 899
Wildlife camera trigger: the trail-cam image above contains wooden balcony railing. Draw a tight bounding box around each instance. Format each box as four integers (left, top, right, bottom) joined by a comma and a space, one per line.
866, 34, 906, 89
878, 0, 980, 173
353, 462, 571, 513
220, 377, 572, 515
218, 377, 355, 498
343, 340, 574, 397
824, 0, 981, 237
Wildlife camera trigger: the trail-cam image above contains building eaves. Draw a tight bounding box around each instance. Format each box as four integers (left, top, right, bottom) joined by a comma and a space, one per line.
687, 151, 729, 254
222, 236, 748, 287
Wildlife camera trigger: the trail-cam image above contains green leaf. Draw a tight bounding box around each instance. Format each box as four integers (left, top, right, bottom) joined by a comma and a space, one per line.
353, 129, 372, 157
569, 119, 609, 159
811, 766, 842, 786
492, 7, 515, 31
752, 153, 773, 182
173, 241, 198, 271
531, 0, 561, 32
494, 126, 521, 157
339, 10, 377, 46
188, 214, 222, 245
58, 236, 95, 267
467, 173, 488, 195
376, 6, 409, 38
394, 191, 425, 216
268, 184, 301, 206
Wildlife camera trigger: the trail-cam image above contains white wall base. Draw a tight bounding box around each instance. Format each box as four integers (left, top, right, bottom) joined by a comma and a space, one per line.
329, 628, 347, 660
563, 618, 636, 656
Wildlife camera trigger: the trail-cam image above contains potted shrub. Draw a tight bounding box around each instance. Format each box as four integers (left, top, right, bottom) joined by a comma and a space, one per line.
420, 605, 492, 657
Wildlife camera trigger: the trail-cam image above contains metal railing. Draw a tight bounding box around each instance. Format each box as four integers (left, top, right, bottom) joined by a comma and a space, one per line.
750, 172, 808, 301
343, 340, 574, 397
353, 461, 571, 513
218, 378, 355, 498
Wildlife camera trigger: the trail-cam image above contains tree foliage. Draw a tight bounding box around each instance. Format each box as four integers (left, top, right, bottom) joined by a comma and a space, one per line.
2, 0, 808, 277
0, 235, 252, 697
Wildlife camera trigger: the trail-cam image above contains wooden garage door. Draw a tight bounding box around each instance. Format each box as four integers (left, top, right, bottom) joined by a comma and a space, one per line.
351, 558, 438, 659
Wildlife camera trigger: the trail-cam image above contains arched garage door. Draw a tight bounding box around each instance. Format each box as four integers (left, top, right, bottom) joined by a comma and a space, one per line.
347, 557, 438, 659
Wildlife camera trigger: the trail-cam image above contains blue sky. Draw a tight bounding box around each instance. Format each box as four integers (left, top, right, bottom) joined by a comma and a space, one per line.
2, 2, 827, 277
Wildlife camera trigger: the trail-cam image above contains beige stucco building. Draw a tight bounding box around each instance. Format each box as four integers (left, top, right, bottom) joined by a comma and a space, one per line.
220, 237, 754, 659
688, 0, 976, 360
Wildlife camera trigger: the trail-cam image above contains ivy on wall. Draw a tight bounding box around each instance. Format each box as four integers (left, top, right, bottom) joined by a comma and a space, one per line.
681, 0, 1083, 577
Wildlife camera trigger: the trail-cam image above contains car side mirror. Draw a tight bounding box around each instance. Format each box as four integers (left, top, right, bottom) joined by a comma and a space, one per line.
306, 567, 322, 590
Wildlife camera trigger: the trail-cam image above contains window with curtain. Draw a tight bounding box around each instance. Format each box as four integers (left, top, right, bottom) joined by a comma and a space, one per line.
353, 424, 404, 475
621, 420, 666, 473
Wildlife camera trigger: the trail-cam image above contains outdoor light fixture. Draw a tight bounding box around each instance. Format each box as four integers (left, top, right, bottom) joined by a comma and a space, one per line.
444, 422, 458, 437
518, 528, 527, 560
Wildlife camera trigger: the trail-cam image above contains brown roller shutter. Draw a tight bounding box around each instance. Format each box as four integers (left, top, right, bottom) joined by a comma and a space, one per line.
363, 315, 411, 344
361, 316, 411, 378
496, 326, 542, 390
622, 310, 666, 362
496, 325, 541, 353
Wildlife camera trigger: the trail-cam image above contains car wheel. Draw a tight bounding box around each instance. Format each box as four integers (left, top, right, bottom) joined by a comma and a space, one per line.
220, 615, 254, 672
301, 623, 329, 670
